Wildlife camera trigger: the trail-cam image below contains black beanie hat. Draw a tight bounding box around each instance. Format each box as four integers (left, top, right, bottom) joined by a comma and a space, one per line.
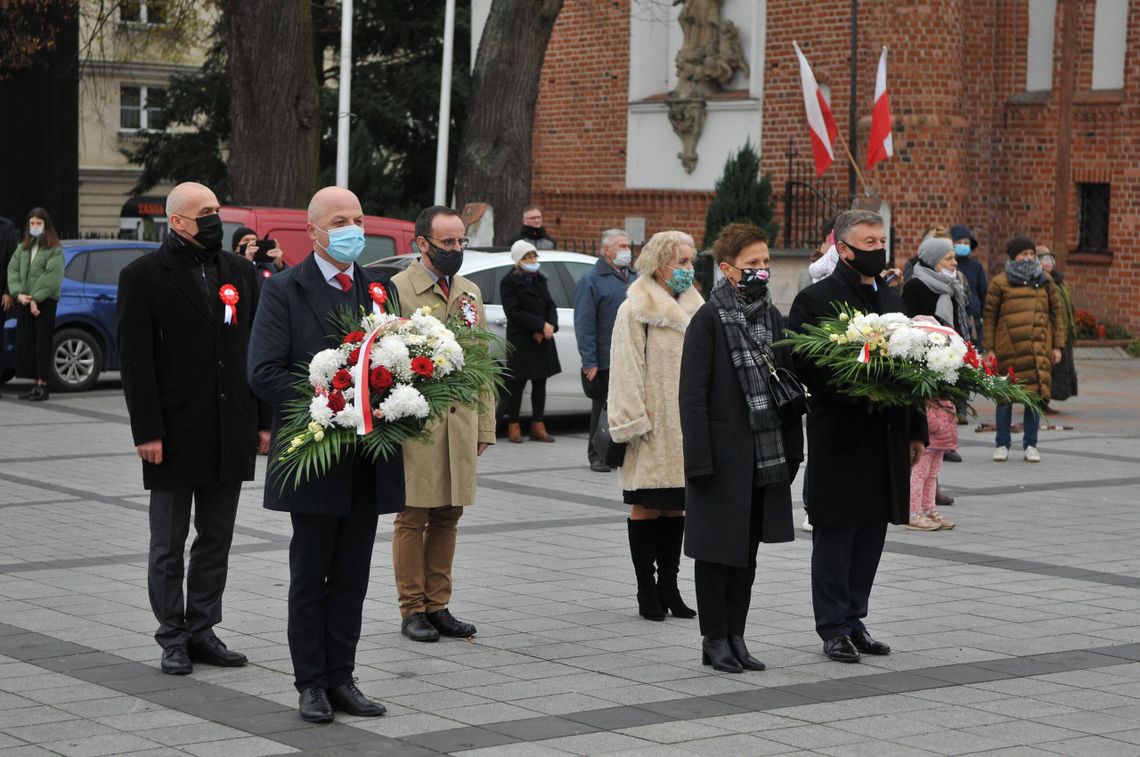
1005, 235, 1037, 259
231, 226, 257, 251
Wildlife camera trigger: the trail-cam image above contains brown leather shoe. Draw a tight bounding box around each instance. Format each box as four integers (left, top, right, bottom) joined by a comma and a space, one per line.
530, 421, 554, 442
507, 422, 523, 443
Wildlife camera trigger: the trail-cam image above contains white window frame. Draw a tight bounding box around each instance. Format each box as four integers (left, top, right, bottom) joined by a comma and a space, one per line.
1092, 0, 1128, 91
119, 85, 167, 133
1026, 0, 1056, 92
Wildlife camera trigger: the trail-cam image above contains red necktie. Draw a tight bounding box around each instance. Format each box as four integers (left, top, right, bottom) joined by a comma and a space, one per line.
438, 277, 450, 298
334, 273, 353, 292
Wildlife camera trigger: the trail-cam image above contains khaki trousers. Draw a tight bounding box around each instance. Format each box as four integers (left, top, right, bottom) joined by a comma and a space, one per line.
392, 505, 464, 617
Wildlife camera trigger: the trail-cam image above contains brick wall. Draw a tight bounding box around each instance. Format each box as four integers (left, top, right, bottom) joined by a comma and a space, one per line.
528, 0, 1140, 333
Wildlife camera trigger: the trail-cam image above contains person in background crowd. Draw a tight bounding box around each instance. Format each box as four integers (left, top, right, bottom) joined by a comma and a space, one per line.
574, 228, 636, 473
232, 226, 288, 281
7, 208, 64, 401
390, 206, 494, 645
903, 225, 951, 283
1038, 248, 1078, 406
798, 216, 836, 293
249, 186, 403, 722
120, 183, 268, 677
0, 214, 24, 400
680, 223, 802, 673
985, 235, 1064, 463
608, 230, 703, 623
789, 209, 927, 664
517, 205, 556, 250
951, 224, 988, 347
901, 237, 963, 531
501, 240, 560, 443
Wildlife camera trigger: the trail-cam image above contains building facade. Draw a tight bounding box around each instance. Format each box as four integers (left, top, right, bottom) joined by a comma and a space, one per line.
78, 0, 210, 238
518, 0, 1140, 333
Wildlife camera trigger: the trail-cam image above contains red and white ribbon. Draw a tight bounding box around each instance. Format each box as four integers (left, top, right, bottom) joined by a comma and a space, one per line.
351, 325, 385, 436
857, 342, 871, 364
218, 284, 239, 325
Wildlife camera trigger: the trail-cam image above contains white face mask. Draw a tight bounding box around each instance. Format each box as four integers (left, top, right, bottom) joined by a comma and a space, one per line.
938, 268, 957, 280
613, 249, 632, 268
521, 262, 540, 273
29, 226, 43, 238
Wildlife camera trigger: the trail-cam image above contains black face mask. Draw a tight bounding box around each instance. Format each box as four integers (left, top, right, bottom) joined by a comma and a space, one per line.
842, 241, 889, 278
733, 267, 770, 301
520, 225, 547, 240
190, 213, 224, 251
426, 243, 464, 277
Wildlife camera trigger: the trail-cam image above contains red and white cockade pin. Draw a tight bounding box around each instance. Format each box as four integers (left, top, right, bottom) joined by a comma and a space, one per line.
368, 281, 388, 315
218, 284, 240, 325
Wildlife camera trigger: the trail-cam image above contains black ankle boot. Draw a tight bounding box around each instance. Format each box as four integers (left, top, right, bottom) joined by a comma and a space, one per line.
655, 516, 696, 618
701, 637, 743, 673
627, 519, 665, 621
29, 384, 49, 402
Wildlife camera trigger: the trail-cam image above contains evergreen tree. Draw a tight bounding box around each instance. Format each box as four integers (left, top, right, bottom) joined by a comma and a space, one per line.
703, 141, 780, 248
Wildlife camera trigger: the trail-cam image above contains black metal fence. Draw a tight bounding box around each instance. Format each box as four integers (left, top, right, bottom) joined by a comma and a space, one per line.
782, 145, 840, 250
559, 239, 599, 256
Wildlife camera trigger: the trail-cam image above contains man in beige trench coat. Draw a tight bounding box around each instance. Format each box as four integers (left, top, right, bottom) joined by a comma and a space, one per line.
391, 205, 496, 642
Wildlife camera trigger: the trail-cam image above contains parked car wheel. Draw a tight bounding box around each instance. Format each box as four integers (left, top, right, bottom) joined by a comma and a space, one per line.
51, 328, 103, 392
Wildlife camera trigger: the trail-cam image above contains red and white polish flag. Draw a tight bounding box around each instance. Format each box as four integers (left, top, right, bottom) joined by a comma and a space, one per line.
793, 41, 839, 177
866, 46, 893, 169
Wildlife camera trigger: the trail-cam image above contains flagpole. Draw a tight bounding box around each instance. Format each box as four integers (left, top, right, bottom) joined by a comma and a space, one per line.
433, 0, 457, 205
835, 131, 871, 197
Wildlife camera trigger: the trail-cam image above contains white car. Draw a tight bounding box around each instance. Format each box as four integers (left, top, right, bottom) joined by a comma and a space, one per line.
367, 250, 597, 415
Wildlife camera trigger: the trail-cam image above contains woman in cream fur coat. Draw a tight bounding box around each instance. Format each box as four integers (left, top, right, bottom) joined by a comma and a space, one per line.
608, 230, 704, 622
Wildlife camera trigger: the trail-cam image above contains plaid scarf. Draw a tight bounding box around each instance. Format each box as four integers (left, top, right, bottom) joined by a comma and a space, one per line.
709, 280, 788, 486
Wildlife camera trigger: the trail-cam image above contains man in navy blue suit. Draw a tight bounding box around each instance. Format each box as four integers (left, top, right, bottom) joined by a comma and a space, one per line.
248, 186, 405, 723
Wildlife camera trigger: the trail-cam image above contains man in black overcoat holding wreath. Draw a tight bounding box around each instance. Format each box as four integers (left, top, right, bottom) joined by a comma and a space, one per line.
787, 209, 928, 664
248, 186, 404, 723
119, 181, 269, 676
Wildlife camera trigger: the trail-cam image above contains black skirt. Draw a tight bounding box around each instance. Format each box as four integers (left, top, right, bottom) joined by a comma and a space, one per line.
623, 487, 686, 510
15, 298, 57, 381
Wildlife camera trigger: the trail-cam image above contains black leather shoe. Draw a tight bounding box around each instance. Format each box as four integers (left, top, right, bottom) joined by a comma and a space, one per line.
299, 687, 334, 723
727, 636, 766, 671
851, 630, 891, 655
160, 645, 192, 675
943, 450, 962, 463
401, 612, 440, 642
701, 637, 743, 673
590, 461, 612, 473
426, 608, 477, 638
188, 636, 247, 667
327, 681, 386, 717
18, 386, 36, 399
823, 635, 861, 663
935, 488, 955, 507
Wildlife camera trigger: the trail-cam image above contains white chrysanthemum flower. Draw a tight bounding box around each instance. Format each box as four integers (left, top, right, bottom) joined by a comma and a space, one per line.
332, 404, 363, 428
926, 342, 967, 383
374, 336, 410, 369
308, 394, 334, 427
878, 312, 911, 329
432, 339, 465, 375
343, 387, 355, 402
378, 383, 430, 421
887, 326, 928, 360
308, 349, 344, 387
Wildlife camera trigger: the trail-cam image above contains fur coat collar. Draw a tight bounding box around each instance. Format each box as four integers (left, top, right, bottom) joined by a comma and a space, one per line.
624, 275, 703, 332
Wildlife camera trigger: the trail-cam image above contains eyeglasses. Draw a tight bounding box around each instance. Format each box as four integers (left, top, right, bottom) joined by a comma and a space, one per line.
422, 235, 469, 251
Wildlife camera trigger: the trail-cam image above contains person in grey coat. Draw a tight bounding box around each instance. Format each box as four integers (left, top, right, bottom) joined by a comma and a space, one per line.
680, 223, 803, 674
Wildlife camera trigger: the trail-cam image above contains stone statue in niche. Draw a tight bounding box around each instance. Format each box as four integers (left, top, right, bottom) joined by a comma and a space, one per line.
667, 0, 750, 173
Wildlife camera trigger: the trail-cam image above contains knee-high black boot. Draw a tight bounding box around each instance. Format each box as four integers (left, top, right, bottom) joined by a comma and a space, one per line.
656, 516, 696, 618
627, 519, 665, 621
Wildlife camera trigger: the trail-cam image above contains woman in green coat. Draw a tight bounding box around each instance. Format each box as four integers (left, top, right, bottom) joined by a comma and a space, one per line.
6, 208, 64, 401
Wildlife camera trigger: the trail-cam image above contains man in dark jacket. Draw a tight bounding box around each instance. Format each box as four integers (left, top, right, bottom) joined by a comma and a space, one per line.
118, 181, 269, 676
516, 205, 556, 249
248, 186, 404, 724
573, 228, 636, 472
950, 224, 988, 347
788, 209, 928, 664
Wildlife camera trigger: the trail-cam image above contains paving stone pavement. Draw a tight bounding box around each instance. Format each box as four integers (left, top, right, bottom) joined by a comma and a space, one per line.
0, 356, 1138, 756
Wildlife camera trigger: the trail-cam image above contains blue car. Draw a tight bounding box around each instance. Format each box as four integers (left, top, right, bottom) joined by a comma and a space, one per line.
2, 240, 160, 392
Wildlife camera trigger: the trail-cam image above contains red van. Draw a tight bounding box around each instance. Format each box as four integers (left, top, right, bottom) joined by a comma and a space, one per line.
220, 206, 416, 266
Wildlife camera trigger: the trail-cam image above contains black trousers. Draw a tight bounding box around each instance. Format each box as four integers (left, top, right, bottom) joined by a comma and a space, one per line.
14, 298, 57, 381
148, 481, 242, 649
582, 368, 610, 464
694, 490, 765, 638
287, 471, 379, 692
504, 376, 547, 422
811, 521, 889, 641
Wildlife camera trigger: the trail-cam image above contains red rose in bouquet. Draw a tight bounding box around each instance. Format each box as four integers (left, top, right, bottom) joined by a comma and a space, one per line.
332, 369, 352, 391
370, 365, 393, 392
327, 390, 346, 413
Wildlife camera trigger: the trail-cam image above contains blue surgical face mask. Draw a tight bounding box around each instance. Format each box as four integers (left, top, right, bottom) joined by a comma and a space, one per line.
666, 267, 694, 294
316, 223, 365, 263
613, 248, 632, 268
521, 262, 540, 273
954, 243, 971, 257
